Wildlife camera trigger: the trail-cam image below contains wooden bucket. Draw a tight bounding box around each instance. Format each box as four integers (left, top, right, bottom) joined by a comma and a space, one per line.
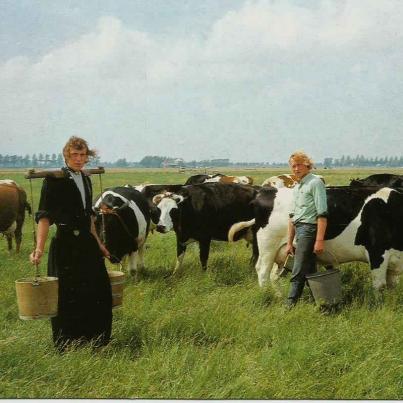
108, 270, 125, 308
15, 277, 58, 320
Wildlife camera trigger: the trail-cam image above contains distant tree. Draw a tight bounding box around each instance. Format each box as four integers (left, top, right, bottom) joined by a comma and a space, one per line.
114, 158, 128, 167
139, 155, 167, 168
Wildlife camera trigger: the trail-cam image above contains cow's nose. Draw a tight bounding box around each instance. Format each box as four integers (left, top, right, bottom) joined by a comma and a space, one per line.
156, 225, 166, 233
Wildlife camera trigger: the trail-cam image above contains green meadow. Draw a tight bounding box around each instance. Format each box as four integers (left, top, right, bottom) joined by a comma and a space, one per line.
0, 167, 402, 399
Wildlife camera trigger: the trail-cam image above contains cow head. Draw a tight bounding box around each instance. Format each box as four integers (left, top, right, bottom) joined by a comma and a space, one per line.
235, 176, 253, 185
262, 174, 297, 188
152, 192, 185, 233
94, 192, 138, 263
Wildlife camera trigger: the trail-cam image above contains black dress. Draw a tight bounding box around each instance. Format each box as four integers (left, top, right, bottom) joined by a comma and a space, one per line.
36, 167, 112, 350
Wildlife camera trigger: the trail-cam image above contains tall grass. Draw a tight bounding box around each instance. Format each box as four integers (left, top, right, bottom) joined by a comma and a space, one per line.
0, 168, 402, 399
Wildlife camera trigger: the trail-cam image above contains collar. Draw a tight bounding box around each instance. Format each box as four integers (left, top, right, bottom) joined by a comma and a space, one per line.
65, 166, 82, 177
298, 172, 314, 185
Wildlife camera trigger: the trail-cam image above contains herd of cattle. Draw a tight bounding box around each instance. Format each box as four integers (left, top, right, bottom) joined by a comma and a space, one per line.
1, 172, 402, 292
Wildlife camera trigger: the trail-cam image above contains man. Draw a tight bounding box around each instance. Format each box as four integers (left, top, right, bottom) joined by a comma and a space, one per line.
285, 151, 328, 307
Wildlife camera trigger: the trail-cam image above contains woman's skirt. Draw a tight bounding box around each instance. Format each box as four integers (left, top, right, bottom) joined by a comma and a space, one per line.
47, 229, 112, 350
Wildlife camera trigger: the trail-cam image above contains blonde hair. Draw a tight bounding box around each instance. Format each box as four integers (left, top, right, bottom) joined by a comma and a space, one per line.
63, 136, 97, 162
288, 151, 314, 169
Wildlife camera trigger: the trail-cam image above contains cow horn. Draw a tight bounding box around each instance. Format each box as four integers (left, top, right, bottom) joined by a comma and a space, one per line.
172, 194, 185, 204
152, 194, 164, 205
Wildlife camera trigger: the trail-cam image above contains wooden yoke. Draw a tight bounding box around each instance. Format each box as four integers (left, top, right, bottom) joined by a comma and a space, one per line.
25, 167, 105, 179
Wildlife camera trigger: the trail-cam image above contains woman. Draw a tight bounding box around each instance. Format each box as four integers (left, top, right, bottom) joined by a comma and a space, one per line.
30, 136, 112, 351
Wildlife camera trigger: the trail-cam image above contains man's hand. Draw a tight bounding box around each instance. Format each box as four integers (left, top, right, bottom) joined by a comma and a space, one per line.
285, 243, 295, 256
314, 239, 324, 254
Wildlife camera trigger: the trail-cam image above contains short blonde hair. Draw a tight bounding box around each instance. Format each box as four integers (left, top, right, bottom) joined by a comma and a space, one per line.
63, 136, 97, 162
289, 151, 314, 169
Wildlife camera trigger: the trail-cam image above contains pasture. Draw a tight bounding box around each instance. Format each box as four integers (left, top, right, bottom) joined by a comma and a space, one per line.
0, 167, 402, 399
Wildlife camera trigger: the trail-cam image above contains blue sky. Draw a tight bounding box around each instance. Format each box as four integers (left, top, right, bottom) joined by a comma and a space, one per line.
1, 0, 402, 163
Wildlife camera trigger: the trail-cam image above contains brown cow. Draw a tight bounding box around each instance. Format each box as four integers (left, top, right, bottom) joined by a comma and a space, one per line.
185, 173, 254, 185
262, 174, 325, 188
0, 181, 31, 252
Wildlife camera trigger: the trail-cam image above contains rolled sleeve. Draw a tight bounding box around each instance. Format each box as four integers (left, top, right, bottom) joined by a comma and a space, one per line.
313, 180, 328, 218
35, 178, 56, 225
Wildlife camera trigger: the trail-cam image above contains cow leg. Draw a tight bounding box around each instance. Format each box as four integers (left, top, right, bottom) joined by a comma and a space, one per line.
371, 258, 389, 291
172, 241, 187, 275
387, 267, 401, 288
199, 238, 211, 271
14, 225, 22, 253
4, 221, 17, 252
255, 251, 277, 287
386, 252, 402, 288
250, 231, 259, 267
128, 251, 140, 280
6, 233, 13, 251
15, 210, 25, 254
137, 242, 146, 271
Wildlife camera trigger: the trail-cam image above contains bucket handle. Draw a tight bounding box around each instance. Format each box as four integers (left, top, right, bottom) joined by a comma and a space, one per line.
107, 257, 124, 273
28, 177, 41, 284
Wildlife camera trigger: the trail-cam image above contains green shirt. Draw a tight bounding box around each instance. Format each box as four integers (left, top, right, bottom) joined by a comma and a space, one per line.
289, 173, 328, 224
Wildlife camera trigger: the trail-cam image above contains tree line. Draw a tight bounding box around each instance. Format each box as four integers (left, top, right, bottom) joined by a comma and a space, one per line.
324, 155, 403, 168
0, 153, 402, 168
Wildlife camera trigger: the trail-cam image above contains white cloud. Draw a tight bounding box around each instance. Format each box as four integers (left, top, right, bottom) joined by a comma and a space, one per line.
0, 1, 403, 161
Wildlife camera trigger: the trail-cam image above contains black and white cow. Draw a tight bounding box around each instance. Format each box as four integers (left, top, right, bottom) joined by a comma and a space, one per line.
349, 173, 403, 188
93, 186, 155, 277
153, 183, 260, 274
229, 184, 403, 290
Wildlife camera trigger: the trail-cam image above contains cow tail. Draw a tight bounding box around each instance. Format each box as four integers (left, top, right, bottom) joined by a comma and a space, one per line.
228, 219, 255, 242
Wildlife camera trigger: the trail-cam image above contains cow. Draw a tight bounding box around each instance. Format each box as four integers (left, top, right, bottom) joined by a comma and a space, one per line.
93, 186, 156, 278
0, 181, 31, 252
262, 174, 298, 188
229, 185, 403, 290
262, 174, 325, 188
185, 173, 254, 185
349, 173, 403, 188
152, 183, 260, 274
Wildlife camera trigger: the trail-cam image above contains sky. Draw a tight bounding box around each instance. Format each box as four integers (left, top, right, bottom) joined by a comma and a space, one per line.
1, 0, 403, 163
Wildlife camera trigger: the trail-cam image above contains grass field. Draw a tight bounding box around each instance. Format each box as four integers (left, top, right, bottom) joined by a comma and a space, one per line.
0, 167, 402, 399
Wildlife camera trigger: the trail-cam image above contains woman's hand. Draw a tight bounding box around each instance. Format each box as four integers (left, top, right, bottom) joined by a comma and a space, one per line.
30, 249, 43, 265
99, 243, 111, 259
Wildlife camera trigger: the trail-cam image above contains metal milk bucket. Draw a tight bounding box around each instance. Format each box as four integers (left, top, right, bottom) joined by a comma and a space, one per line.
306, 269, 342, 306
15, 276, 58, 320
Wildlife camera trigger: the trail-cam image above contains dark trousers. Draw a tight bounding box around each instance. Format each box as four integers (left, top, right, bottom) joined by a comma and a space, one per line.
287, 223, 317, 303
